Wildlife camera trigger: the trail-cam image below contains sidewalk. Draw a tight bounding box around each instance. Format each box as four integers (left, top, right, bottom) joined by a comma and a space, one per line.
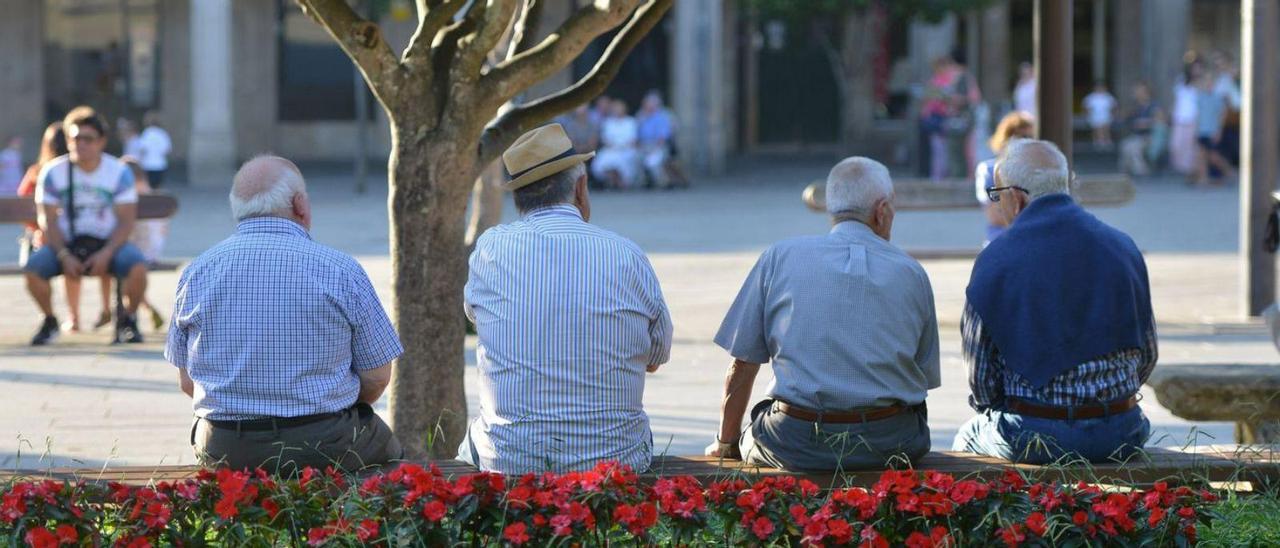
0, 164, 1270, 467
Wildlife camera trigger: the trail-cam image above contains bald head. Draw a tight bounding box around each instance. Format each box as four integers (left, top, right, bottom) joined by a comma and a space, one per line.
229, 155, 309, 224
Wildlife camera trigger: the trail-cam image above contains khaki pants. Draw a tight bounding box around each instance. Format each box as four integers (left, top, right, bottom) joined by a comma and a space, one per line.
193, 403, 402, 474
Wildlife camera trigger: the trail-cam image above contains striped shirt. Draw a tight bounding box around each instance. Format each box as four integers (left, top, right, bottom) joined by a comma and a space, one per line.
463, 204, 673, 474
165, 217, 403, 420
962, 302, 1158, 410
715, 221, 941, 410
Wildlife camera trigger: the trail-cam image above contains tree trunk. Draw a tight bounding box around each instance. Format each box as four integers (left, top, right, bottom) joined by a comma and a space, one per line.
831, 7, 885, 146
385, 120, 479, 459
464, 160, 506, 247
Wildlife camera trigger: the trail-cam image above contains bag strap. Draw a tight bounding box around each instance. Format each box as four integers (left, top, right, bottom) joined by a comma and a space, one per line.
65, 161, 77, 239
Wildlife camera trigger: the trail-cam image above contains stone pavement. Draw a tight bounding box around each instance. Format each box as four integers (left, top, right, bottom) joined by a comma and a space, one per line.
0, 160, 1272, 468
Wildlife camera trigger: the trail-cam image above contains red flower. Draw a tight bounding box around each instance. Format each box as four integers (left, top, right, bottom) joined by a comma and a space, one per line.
736, 490, 765, 512
827, 518, 854, 544
422, 500, 447, 522
262, 498, 280, 519
307, 526, 332, 546
174, 482, 199, 501
24, 527, 58, 548
1149, 507, 1167, 528
142, 501, 172, 529
214, 496, 239, 520
54, 524, 78, 545
860, 526, 889, 548
124, 537, 153, 548
948, 480, 990, 504
1073, 511, 1089, 526
999, 524, 1027, 548
503, 522, 530, 545
751, 516, 775, 540
789, 503, 810, 527
1177, 506, 1196, 520
356, 519, 380, 542
551, 514, 573, 536
299, 467, 317, 489
1026, 511, 1048, 536
1, 490, 27, 524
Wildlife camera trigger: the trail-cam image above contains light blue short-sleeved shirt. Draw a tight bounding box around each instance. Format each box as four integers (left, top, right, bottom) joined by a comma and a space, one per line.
165, 217, 403, 420
715, 221, 941, 410
463, 205, 673, 474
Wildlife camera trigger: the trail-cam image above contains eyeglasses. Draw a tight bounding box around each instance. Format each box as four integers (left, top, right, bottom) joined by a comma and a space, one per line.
986, 186, 1029, 203
71, 134, 101, 143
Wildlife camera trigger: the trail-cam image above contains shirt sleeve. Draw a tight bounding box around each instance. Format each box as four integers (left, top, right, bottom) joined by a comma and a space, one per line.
916, 273, 942, 389
713, 251, 772, 365
962, 301, 1005, 411
638, 255, 673, 366
1136, 324, 1159, 385
164, 268, 192, 368
345, 263, 404, 370
113, 164, 138, 204
34, 163, 59, 206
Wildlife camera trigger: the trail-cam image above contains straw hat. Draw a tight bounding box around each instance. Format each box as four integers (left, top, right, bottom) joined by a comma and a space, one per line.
501, 123, 595, 191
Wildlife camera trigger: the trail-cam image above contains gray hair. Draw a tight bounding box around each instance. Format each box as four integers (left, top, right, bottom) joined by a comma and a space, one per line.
229, 156, 306, 220
513, 163, 585, 213
996, 139, 1070, 198
825, 157, 894, 222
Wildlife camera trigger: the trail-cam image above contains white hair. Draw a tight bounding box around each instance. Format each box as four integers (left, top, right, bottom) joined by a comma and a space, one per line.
825, 157, 894, 221
229, 157, 306, 220
996, 139, 1070, 198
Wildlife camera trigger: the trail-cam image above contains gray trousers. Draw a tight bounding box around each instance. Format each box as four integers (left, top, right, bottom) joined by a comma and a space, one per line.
193, 403, 402, 474
740, 399, 931, 472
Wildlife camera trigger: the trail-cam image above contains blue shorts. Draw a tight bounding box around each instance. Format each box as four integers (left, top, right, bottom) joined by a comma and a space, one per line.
23, 243, 148, 280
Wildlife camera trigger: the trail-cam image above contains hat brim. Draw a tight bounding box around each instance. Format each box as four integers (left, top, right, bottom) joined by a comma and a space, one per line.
502, 152, 595, 191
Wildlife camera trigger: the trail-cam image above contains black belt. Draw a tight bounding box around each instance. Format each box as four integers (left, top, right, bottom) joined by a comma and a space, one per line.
203, 409, 347, 432
1005, 396, 1138, 420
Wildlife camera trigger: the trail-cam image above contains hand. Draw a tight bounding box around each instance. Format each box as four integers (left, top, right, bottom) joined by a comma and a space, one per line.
646, 363, 661, 373
83, 250, 112, 277
59, 255, 84, 278
704, 438, 741, 460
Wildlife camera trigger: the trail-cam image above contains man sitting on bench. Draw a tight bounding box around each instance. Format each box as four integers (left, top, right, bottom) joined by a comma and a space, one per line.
707, 157, 941, 471
954, 139, 1156, 464
166, 156, 404, 473
24, 106, 148, 345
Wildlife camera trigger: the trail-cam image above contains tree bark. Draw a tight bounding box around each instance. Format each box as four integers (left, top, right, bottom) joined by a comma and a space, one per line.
386, 121, 479, 459
821, 7, 885, 146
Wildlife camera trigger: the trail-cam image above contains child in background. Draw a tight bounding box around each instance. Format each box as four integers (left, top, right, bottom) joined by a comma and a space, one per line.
1084, 82, 1117, 150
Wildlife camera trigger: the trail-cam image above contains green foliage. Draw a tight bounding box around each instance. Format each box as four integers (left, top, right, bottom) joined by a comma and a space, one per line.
749, 0, 998, 24
1200, 494, 1280, 547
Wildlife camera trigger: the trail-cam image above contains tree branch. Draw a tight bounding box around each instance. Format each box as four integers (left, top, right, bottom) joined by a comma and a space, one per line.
296, 0, 402, 98
506, 0, 545, 58
404, 0, 466, 66
453, 0, 521, 83
479, 0, 642, 106
478, 0, 672, 165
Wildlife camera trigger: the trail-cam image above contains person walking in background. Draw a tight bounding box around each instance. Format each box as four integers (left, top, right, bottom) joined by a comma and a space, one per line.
1012, 62, 1037, 117
119, 118, 143, 159
1169, 62, 1200, 176
1209, 51, 1242, 168
1118, 83, 1165, 177
975, 112, 1035, 245
1192, 69, 1234, 186
0, 137, 23, 195
137, 111, 172, 188
1083, 82, 1116, 150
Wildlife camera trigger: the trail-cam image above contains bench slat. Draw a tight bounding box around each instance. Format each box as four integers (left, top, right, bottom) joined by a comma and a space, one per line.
0, 194, 179, 224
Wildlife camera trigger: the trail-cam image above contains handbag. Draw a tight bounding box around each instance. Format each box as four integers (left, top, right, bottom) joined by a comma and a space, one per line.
64, 161, 107, 261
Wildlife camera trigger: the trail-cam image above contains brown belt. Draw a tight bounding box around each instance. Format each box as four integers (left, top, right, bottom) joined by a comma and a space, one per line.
775, 400, 920, 424
1005, 396, 1138, 420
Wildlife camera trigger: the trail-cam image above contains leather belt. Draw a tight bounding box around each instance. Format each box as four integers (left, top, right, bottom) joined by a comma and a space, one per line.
1005, 396, 1138, 420
775, 400, 920, 424
203, 409, 347, 432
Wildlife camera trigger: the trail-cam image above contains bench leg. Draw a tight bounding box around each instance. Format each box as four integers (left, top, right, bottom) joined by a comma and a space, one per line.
1235, 420, 1280, 444
112, 276, 125, 344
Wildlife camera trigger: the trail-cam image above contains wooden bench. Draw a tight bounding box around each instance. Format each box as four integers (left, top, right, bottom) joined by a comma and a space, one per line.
0, 194, 181, 274
5, 445, 1278, 490
802, 174, 1137, 213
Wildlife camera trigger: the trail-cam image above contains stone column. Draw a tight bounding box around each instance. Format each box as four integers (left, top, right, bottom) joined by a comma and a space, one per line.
1240, 0, 1278, 317
1142, 0, 1189, 118
672, 0, 727, 174
187, 0, 236, 187
1111, 0, 1144, 113
1091, 0, 1106, 84
1035, 0, 1072, 163
0, 1, 45, 163
979, 1, 1011, 108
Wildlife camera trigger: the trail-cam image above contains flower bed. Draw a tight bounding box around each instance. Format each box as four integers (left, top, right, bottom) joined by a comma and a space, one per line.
2, 462, 1219, 546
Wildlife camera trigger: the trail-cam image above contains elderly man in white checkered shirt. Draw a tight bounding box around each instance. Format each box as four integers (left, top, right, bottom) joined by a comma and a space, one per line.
459, 124, 673, 474
166, 156, 403, 473
707, 157, 941, 472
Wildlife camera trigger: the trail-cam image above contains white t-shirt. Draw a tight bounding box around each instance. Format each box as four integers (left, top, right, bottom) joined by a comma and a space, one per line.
1013, 79, 1037, 116
1172, 83, 1198, 124
35, 154, 137, 240
137, 126, 172, 171
1083, 91, 1116, 126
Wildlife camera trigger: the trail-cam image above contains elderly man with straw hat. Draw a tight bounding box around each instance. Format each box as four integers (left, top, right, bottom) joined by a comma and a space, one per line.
459, 123, 673, 474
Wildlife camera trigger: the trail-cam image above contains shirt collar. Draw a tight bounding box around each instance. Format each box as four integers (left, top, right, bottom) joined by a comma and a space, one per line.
830, 219, 879, 240
236, 216, 312, 239
522, 204, 583, 221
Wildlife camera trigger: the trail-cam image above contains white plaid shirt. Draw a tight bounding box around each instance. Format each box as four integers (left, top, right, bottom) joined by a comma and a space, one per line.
165, 217, 402, 420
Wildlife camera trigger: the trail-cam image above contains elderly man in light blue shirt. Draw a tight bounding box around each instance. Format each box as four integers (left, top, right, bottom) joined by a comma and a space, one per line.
707, 157, 941, 472
461, 124, 673, 474
167, 156, 403, 473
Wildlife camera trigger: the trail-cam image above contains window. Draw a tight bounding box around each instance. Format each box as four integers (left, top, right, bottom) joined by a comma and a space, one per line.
277, 0, 368, 121
43, 0, 162, 119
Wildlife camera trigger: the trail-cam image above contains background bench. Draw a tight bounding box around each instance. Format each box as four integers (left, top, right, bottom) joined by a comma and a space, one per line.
802, 174, 1137, 213
1148, 363, 1280, 444
0, 194, 181, 275
5, 446, 1277, 490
